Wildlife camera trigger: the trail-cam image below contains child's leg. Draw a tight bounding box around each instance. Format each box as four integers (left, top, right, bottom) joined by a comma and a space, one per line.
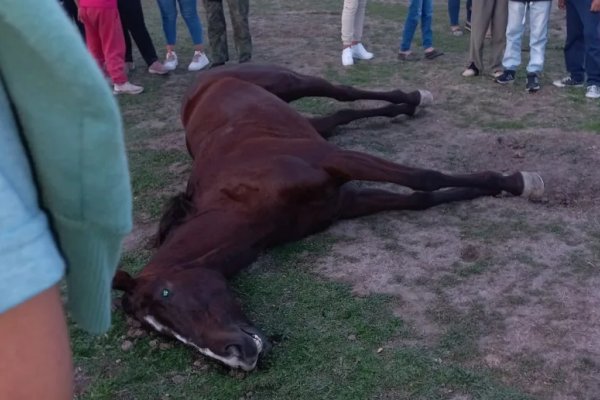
527, 1, 552, 74
98, 8, 128, 84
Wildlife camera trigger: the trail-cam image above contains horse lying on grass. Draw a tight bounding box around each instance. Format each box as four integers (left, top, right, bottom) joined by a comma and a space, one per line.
113, 64, 544, 371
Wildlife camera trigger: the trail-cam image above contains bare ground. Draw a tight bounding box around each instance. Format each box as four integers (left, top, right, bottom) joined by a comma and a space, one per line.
123, 1, 600, 399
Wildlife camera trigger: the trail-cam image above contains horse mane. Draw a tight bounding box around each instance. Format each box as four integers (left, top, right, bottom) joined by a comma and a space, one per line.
147, 192, 196, 249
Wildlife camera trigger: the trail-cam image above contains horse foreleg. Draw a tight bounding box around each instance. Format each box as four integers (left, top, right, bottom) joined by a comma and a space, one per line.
336, 186, 501, 219
308, 104, 418, 137
322, 150, 544, 200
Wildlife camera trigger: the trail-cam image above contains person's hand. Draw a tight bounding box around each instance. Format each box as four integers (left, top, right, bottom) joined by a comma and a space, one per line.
558, 0, 566, 10
592, 0, 600, 12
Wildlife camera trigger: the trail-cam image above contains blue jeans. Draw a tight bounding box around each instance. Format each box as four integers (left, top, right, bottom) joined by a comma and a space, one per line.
400, 0, 433, 51
502, 1, 551, 73
564, 0, 600, 85
448, 0, 471, 26
156, 0, 204, 46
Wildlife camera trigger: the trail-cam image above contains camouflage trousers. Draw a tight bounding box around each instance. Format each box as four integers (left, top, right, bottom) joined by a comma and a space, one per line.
203, 0, 252, 64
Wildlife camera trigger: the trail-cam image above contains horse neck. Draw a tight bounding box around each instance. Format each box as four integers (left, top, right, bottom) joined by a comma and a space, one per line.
147, 209, 261, 278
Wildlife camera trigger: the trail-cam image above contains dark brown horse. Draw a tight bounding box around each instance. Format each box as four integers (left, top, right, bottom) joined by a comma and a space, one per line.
113, 64, 544, 371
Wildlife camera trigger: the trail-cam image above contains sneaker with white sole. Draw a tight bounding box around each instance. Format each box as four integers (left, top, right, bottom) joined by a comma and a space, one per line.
586, 85, 600, 99
148, 61, 169, 75
164, 51, 178, 71
342, 47, 353, 66
113, 81, 144, 95
351, 43, 373, 60
552, 76, 584, 88
188, 51, 210, 71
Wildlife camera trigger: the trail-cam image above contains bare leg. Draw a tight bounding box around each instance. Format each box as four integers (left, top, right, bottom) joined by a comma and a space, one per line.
336, 186, 500, 219
308, 103, 417, 137
322, 149, 544, 199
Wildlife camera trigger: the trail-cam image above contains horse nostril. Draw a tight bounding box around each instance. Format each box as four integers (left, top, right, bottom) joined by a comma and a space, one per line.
226, 344, 243, 358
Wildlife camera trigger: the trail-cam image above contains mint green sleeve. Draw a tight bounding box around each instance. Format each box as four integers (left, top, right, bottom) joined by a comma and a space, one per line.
0, 0, 133, 333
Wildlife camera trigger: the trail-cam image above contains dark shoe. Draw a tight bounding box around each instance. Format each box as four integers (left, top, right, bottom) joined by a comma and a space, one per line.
398, 52, 420, 61
461, 62, 479, 77
424, 48, 444, 60
526, 72, 541, 93
209, 62, 226, 69
496, 70, 516, 85
553, 76, 584, 88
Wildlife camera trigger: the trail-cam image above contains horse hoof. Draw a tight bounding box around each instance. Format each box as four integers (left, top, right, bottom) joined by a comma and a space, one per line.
418, 90, 433, 107
520, 171, 544, 201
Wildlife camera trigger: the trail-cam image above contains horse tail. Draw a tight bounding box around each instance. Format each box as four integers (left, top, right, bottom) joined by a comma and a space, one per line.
147, 192, 195, 249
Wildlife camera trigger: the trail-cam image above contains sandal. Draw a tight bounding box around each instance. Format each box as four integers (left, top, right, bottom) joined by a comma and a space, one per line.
424, 49, 444, 60
451, 26, 463, 36
398, 52, 419, 62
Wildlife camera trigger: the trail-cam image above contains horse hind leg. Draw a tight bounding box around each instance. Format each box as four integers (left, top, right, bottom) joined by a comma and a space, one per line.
336, 186, 502, 219
321, 150, 544, 201
308, 103, 418, 137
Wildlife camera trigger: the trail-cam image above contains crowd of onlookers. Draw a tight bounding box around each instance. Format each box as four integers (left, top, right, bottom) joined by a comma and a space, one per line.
343, 0, 600, 98
62, 0, 251, 95
62, 0, 600, 99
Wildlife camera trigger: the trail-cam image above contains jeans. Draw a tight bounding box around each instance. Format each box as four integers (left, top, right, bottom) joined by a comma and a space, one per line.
502, 1, 551, 73
564, 0, 600, 85
400, 0, 433, 51
156, 0, 204, 46
448, 0, 471, 26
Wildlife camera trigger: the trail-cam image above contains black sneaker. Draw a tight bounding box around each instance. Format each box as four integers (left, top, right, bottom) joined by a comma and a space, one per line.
495, 70, 516, 84
552, 76, 584, 88
526, 72, 540, 92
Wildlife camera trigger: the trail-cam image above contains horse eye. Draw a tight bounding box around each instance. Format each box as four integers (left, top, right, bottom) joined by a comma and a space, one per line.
161, 289, 170, 298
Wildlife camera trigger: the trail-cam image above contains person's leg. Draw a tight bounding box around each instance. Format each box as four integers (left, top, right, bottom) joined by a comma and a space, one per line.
489, 0, 508, 73
156, 0, 178, 50
0, 286, 73, 400
178, 0, 204, 49
580, 0, 600, 86
502, 1, 525, 72
467, 0, 493, 71
121, 0, 161, 67
99, 8, 128, 85
79, 8, 106, 74
352, 0, 367, 43
564, 0, 585, 82
421, 0, 436, 51
226, 0, 252, 63
341, 0, 358, 47
203, 0, 229, 64
117, 0, 134, 64
466, 0, 472, 23
526, 1, 552, 74
62, 0, 86, 38
399, 0, 422, 53
448, 0, 460, 27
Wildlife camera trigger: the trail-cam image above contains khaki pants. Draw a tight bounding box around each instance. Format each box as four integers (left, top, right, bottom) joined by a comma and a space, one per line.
468, 0, 508, 73
341, 0, 367, 46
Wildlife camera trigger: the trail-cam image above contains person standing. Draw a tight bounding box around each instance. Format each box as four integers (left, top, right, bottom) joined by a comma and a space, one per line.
156, 0, 210, 71
78, 0, 144, 94
448, 0, 467, 35
552, 0, 600, 99
495, 0, 553, 92
341, 0, 374, 66
462, 0, 508, 77
398, 0, 444, 61
118, 0, 169, 75
202, 0, 252, 67
0, 0, 132, 398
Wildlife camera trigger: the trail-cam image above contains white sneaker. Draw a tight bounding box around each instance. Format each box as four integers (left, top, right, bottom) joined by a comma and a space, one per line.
113, 81, 144, 95
188, 51, 210, 71
351, 43, 374, 60
586, 85, 600, 99
164, 51, 178, 71
342, 47, 353, 66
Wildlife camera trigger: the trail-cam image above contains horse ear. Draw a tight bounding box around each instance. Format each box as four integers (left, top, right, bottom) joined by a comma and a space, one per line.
113, 270, 136, 293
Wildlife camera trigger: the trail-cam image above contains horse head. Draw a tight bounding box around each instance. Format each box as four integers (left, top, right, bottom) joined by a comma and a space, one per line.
113, 266, 269, 371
